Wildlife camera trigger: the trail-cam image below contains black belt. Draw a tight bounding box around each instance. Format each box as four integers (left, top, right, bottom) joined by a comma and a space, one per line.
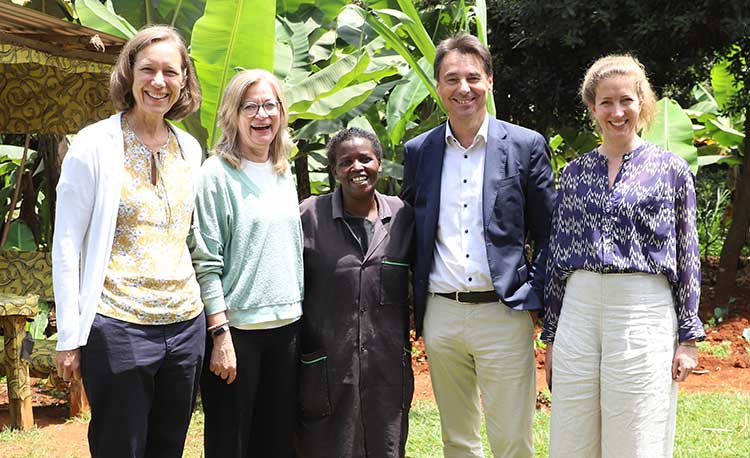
435, 290, 499, 304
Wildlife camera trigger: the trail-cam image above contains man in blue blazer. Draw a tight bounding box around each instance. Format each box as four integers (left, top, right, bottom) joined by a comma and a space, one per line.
401, 34, 555, 458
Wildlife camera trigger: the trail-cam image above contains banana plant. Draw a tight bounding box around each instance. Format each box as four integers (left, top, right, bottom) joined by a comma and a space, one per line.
191, 0, 275, 148
642, 97, 699, 173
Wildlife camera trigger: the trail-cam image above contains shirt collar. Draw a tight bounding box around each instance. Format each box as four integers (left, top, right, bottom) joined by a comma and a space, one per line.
445, 111, 490, 148
331, 186, 391, 222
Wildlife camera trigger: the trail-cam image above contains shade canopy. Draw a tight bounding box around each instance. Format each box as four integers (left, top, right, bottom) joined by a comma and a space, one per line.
0, 3, 126, 134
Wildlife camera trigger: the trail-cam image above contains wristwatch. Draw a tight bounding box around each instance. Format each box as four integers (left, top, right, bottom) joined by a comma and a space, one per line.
210, 324, 229, 338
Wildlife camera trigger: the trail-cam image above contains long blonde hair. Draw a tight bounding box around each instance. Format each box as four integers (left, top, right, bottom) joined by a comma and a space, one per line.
213, 69, 293, 174
580, 54, 657, 132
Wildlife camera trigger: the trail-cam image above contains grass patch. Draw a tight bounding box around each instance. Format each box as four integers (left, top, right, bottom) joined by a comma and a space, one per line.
697, 340, 733, 358
0, 393, 747, 457
65, 410, 91, 424
674, 392, 750, 458
405, 393, 748, 458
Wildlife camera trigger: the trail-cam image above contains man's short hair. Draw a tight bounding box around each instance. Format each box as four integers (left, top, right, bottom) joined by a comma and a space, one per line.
433, 33, 492, 80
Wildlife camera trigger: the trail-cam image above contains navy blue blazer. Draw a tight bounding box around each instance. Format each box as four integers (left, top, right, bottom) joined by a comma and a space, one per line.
401, 117, 556, 337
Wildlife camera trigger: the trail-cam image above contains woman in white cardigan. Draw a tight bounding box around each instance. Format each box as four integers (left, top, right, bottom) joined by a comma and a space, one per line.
53, 25, 204, 458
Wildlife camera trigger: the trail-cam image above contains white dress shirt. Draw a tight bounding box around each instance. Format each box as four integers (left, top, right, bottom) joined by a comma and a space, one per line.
428, 113, 493, 293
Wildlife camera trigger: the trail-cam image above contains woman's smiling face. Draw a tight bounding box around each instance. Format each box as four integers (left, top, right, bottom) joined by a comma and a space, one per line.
333, 137, 380, 202
130, 40, 184, 120
589, 74, 642, 144
237, 79, 281, 159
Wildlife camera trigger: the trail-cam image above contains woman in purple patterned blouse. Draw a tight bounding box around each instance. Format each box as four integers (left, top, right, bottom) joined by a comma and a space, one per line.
543, 55, 705, 457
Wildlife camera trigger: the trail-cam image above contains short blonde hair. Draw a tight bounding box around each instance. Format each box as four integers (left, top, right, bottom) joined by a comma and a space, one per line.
580, 54, 657, 132
213, 69, 293, 174
109, 25, 200, 120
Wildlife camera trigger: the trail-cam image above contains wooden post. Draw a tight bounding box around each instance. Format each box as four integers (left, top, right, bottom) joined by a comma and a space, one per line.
1, 315, 34, 430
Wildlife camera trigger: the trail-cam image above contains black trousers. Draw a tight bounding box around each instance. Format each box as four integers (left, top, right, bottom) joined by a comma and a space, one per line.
80, 312, 205, 458
201, 320, 300, 458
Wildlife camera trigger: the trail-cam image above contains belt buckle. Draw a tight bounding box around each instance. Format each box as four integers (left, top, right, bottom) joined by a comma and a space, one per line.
454, 291, 470, 305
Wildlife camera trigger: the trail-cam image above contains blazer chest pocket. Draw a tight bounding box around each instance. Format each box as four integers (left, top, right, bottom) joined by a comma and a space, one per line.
380, 259, 410, 306
492, 175, 523, 224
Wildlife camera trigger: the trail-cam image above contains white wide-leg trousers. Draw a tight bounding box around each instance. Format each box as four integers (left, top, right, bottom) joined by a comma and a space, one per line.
550, 271, 678, 458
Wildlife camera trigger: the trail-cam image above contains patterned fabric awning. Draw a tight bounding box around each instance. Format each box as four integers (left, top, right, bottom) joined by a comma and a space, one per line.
0, 3, 126, 135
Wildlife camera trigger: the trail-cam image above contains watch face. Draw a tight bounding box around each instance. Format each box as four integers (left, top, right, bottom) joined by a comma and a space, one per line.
211, 325, 227, 337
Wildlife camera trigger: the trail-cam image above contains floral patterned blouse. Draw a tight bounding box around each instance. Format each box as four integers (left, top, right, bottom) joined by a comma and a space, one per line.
542, 142, 705, 343
97, 117, 202, 324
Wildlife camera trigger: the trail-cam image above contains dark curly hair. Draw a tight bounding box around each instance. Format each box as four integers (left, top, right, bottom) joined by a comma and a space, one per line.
326, 127, 383, 170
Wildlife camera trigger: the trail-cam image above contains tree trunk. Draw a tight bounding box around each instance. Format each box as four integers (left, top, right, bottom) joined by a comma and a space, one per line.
715, 110, 750, 307
295, 154, 311, 201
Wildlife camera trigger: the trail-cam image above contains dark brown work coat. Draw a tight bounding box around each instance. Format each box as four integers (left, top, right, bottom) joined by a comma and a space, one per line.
296, 188, 414, 458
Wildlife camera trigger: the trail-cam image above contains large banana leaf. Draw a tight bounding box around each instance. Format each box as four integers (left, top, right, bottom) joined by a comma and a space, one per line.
76, 0, 137, 38
642, 97, 698, 173
386, 58, 431, 147
155, 0, 207, 41
469, 0, 496, 116
291, 81, 377, 121
274, 17, 315, 83
706, 118, 745, 148
191, 0, 275, 148
711, 58, 741, 112
353, 5, 443, 112
355, 55, 401, 84
393, 0, 435, 64
285, 51, 370, 112
309, 29, 336, 64
277, 0, 348, 22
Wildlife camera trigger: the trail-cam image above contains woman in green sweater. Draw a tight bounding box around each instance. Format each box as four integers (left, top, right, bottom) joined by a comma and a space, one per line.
191, 69, 303, 458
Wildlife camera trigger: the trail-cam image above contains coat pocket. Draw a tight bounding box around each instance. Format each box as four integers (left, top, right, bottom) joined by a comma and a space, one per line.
299, 350, 332, 417
380, 259, 410, 306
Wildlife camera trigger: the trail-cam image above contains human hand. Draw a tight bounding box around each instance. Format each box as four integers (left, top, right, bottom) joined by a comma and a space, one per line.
672, 342, 698, 382
210, 331, 237, 384
55, 349, 81, 381
545, 343, 553, 391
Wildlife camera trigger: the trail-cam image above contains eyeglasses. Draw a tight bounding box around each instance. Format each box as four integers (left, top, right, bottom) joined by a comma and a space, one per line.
240, 100, 280, 117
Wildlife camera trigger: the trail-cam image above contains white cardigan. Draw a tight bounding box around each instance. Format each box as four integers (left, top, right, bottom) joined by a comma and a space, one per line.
52, 112, 203, 351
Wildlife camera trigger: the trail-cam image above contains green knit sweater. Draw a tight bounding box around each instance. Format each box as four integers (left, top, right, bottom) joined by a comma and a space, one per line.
191, 155, 303, 326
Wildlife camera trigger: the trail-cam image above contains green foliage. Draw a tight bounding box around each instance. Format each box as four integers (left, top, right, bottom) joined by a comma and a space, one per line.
27, 300, 50, 340
696, 340, 732, 359
75, 0, 137, 38
191, 0, 276, 148
642, 98, 699, 173
3, 220, 36, 251
695, 167, 730, 258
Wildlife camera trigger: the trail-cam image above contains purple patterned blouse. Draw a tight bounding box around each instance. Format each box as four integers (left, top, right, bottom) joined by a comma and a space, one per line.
542, 142, 705, 343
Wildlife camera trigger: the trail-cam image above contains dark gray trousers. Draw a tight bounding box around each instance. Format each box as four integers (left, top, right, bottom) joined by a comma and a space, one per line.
201, 320, 299, 458
80, 312, 205, 458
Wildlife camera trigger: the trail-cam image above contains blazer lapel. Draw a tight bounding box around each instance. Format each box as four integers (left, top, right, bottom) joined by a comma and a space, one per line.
422, 125, 446, 246
482, 118, 509, 227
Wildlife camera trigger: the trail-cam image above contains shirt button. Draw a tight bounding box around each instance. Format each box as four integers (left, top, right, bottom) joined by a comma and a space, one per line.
464, 154, 468, 159
464, 229, 469, 234
466, 254, 470, 258
360, 307, 366, 313
360, 345, 365, 352
468, 277, 473, 282
463, 204, 467, 208
463, 179, 467, 183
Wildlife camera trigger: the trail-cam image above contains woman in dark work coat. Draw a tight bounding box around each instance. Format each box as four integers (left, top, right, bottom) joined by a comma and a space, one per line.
297, 128, 414, 458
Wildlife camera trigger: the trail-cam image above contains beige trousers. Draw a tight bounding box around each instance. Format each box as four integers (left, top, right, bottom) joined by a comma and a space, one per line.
424, 294, 535, 458
550, 271, 678, 458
